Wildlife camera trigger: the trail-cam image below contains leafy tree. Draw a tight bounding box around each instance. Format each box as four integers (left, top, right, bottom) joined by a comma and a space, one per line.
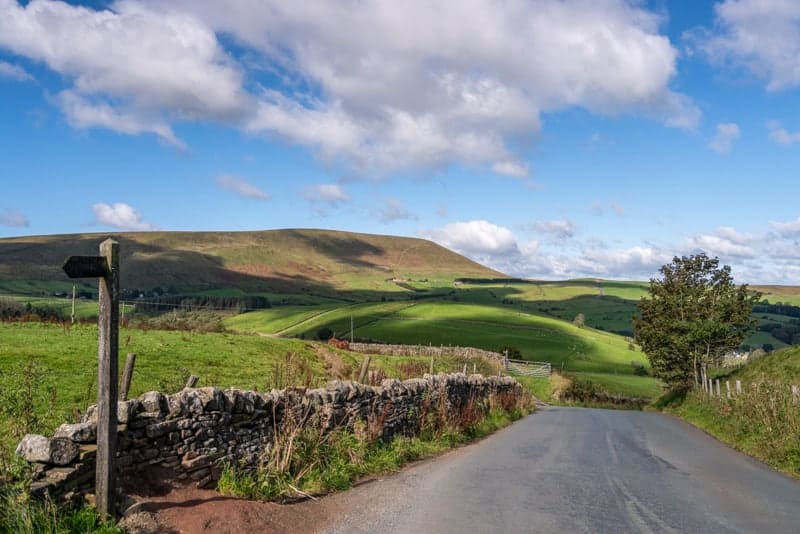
632, 253, 758, 388
316, 327, 334, 341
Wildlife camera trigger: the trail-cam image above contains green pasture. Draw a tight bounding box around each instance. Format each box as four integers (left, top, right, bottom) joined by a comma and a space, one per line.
0, 322, 498, 462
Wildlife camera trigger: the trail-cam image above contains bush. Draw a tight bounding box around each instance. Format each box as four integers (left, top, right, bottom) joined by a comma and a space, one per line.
631, 361, 649, 376
316, 327, 333, 341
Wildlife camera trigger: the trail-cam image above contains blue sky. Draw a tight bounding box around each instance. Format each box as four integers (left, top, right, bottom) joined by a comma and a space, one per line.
2, 0, 800, 283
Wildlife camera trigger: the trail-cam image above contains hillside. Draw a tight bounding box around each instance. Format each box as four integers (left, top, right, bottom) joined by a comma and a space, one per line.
0, 229, 502, 301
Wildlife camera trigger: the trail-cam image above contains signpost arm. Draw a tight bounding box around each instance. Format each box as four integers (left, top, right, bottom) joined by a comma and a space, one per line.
96, 239, 119, 519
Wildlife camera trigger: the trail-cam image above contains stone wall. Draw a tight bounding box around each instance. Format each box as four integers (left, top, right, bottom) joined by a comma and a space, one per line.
349, 342, 504, 361
16, 373, 522, 505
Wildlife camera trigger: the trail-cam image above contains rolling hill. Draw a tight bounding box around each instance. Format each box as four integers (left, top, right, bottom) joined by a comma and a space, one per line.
0, 229, 502, 302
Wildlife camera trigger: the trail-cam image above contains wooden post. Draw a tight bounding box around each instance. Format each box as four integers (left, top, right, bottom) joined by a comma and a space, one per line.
62, 239, 120, 519
71, 284, 76, 324
725, 380, 731, 399
462, 363, 467, 374
473, 363, 476, 374
791, 385, 799, 402
357, 354, 372, 384
185, 375, 199, 388
707, 378, 713, 397
120, 353, 136, 401
736, 380, 742, 395
429, 353, 434, 374
96, 239, 119, 519
715, 378, 720, 397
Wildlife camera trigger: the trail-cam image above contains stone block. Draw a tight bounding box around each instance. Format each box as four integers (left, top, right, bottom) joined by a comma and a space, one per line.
16, 435, 79, 466
54, 422, 96, 443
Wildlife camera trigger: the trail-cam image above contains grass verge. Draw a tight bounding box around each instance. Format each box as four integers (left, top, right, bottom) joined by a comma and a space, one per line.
0, 489, 122, 534
218, 401, 531, 501
659, 386, 800, 478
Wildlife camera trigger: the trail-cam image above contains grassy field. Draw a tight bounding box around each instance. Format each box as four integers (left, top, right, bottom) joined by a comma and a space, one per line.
0, 322, 499, 468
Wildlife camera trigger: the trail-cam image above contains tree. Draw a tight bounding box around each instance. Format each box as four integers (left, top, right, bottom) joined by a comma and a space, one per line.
632, 253, 758, 388
573, 313, 585, 327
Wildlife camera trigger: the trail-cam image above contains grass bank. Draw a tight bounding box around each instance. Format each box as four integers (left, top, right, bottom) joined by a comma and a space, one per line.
656, 347, 800, 478
218, 400, 532, 501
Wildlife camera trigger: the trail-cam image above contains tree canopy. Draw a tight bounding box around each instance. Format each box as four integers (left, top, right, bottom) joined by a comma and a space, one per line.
632, 253, 758, 388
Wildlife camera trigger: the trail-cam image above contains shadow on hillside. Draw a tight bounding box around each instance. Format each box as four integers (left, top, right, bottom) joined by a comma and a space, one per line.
282, 229, 386, 270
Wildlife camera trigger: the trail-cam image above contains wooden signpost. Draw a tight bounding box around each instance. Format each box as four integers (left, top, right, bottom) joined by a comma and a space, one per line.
62, 239, 119, 519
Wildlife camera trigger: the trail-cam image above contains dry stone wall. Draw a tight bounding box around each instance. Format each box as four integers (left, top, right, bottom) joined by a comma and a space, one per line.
349, 342, 503, 361
17, 373, 522, 504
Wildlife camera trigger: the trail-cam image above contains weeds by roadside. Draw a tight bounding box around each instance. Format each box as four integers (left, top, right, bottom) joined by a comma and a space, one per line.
665, 379, 800, 477
218, 387, 532, 501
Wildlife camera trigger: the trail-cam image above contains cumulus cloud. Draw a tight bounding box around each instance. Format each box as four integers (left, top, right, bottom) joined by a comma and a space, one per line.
0, 208, 29, 227
378, 198, 416, 224
770, 216, 800, 237
420, 220, 519, 258
0, 0, 697, 174
0, 0, 247, 146
491, 161, 530, 178
0, 59, 32, 81
690, 0, 800, 91
767, 120, 800, 146
302, 184, 349, 207
215, 174, 270, 200
91, 202, 154, 230
415, 216, 800, 283
708, 122, 740, 154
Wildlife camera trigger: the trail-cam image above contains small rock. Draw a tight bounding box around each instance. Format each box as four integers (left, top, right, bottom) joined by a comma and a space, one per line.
54, 422, 96, 443
16, 435, 79, 466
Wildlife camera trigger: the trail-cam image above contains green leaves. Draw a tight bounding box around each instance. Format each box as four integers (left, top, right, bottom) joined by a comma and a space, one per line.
633, 253, 759, 387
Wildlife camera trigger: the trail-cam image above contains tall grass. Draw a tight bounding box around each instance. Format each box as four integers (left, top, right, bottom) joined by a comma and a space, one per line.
218, 386, 532, 501
670, 380, 800, 476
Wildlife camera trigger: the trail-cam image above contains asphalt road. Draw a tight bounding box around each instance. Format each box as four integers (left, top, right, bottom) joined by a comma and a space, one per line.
321, 407, 800, 533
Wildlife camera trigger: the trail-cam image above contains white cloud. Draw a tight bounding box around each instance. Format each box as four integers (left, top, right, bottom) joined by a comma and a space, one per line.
302, 184, 349, 207
690, 0, 800, 91
708, 122, 740, 154
91, 202, 154, 230
421, 220, 519, 257
58, 90, 184, 148
492, 161, 530, 178
767, 120, 800, 146
0, 0, 247, 145
0, 59, 32, 81
216, 174, 270, 200
770, 216, 800, 237
0, 208, 29, 227
378, 198, 416, 224
0, 0, 697, 175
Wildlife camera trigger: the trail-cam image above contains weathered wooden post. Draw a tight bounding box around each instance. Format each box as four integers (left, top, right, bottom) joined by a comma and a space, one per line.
736, 380, 742, 395
725, 380, 731, 399
120, 353, 136, 401
185, 374, 199, 388
62, 238, 119, 520
715, 379, 721, 397
357, 355, 372, 384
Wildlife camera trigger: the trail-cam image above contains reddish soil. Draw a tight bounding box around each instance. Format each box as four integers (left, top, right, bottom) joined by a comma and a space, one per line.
114, 466, 339, 534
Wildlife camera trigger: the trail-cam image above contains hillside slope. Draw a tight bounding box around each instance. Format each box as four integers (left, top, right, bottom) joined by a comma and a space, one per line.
0, 229, 502, 300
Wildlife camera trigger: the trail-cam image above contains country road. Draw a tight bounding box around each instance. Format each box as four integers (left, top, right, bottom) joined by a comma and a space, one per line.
319, 407, 800, 533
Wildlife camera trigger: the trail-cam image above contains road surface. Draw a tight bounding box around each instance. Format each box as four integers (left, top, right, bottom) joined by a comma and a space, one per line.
321, 406, 800, 533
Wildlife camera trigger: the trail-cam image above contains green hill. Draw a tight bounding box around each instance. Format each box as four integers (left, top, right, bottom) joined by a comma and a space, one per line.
0, 229, 502, 301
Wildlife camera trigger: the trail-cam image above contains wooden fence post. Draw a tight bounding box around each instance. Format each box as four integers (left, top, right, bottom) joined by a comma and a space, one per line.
715, 379, 721, 397
120, 353, 136, 401
725, 380, 731, 399
185, 375, 199, 388
357, 354, 372, 383
736, 380, 742, 395
430, 353, 434, 374
96, 239, 119, 519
